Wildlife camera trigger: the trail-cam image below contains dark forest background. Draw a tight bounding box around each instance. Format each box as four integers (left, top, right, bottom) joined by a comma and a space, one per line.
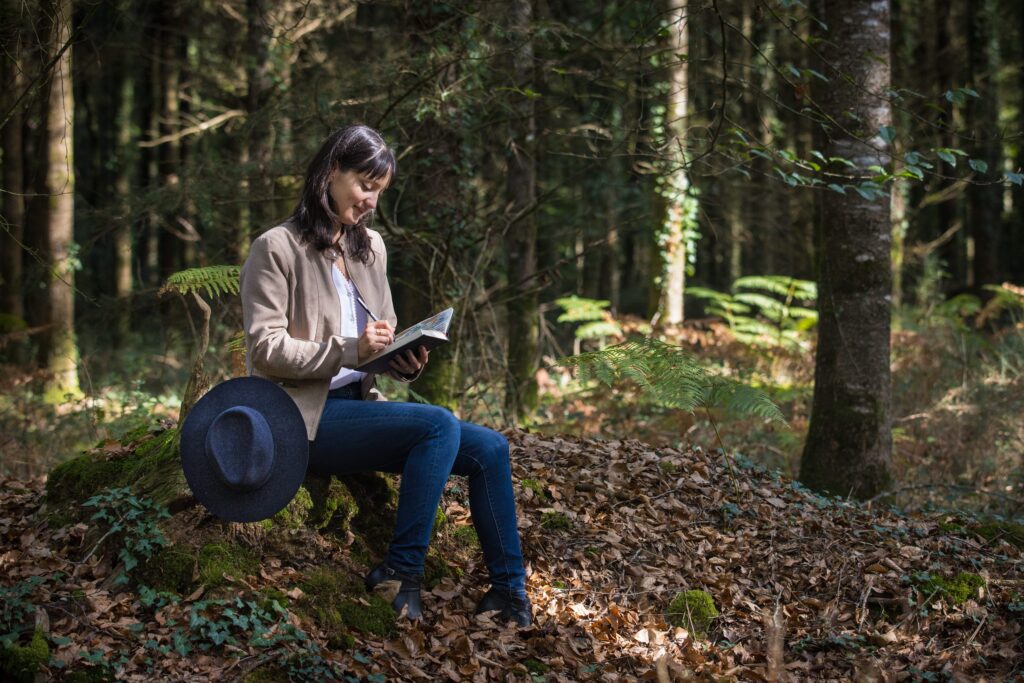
2, 0, 1023, 507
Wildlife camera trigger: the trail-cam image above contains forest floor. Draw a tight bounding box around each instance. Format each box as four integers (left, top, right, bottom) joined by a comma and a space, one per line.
2, 427, 1022, 681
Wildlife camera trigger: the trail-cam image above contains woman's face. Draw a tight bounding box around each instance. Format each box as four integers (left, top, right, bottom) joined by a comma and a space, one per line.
327, 167, 389, 226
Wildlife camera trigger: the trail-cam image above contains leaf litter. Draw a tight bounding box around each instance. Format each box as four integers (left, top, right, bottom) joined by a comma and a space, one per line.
0, 428, 1021, 681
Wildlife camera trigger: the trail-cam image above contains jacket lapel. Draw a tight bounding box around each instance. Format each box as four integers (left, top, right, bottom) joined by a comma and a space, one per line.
342, 250, 382, 321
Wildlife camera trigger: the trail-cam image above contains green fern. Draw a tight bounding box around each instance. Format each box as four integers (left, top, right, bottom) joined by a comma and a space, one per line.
555, 337, 785, 423
555, 295, 612, 323
161, 265, 240, 298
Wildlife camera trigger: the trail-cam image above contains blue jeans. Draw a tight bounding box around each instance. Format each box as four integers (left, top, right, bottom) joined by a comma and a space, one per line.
309, 388, 527, 596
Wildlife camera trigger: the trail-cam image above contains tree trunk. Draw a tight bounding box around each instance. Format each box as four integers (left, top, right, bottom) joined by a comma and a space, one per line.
660, 0, 692, 325
504, 0, 538, 421
112, 42, 135, 345
966, 0, 1000, 287
799, 0, 893, 499
0, 0, 26, 326
246, 0, 275, 236
37, 0, 80, 398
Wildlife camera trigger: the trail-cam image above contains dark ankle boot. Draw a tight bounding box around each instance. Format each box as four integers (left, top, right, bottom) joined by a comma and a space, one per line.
365, 562, 423, 620
475, 588, 533, 627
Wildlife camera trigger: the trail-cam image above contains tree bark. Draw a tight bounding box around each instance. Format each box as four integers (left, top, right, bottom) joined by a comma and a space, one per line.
37, 0, 80, 397
0, 0, 26, 325
660, 0, 691, 325
799, 0, 893, 499
966, 0, 1000, 287
504, 0, 538, 421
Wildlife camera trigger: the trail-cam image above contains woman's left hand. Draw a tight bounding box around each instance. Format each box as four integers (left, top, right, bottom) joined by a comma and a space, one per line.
386, 345, 429, 380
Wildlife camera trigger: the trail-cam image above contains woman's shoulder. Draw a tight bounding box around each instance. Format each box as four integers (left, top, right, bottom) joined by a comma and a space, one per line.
253, 218, 302, 249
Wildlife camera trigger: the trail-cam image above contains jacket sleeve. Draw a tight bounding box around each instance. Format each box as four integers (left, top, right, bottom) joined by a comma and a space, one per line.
376, 234, 423, 384
241, 232, 359, 380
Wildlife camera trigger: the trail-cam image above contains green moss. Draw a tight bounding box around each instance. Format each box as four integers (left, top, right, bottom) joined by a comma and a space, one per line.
137, 544, 196, 593
552, 580, 567, 590
658, 460, 678, 474
46, 456, 127, 507
666, 590, 719, 638
303, 475, 359, 532
914, 572, 986, 606
45, 427, 189, 516
197, 543, 258, 587
523, 658, 550, 674
937, 522, 965, 534
257, 587, 290, 613
541, 511, 571, 531
271, 487, 313, 530
423, 549, 461, 589
973, 520, 1024, 548
341, 472, 399, 553
63, 665, 115, 683
521, 479, 548, 499
242, 665, 289, 682
0, 629, 50, 683
298, 567, 396, 645
336, 597, 397, 638
452, 524, 480, 548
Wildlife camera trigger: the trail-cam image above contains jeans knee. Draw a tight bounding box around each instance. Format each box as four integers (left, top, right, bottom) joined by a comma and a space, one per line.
423, 405, 460, 442
480, 429, 510, 472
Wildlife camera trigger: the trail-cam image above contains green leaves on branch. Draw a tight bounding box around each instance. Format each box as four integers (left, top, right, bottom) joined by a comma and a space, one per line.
554, 337, 785, 424
160, 265, 241, 298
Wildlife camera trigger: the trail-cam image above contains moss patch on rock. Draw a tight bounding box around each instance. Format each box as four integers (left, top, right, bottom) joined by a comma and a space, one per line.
45, 427, 189, 517
913, 572, 986, 606
0, 629, 50, 683
340, 472, 399, 553
271, 487, 314, 530
136, 543, 196, 594
666, 590, 719, 638
197, 542, 259, 587
303, 475, 359, 532
297, 567, 396, 647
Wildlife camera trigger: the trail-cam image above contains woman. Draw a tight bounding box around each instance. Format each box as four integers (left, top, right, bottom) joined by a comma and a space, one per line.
239, 124, 531, 626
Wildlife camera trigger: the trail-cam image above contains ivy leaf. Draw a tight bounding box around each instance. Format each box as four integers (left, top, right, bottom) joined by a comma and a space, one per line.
827, 183, 846, 194
968, 159, 988, 174
936, 150, 956, 167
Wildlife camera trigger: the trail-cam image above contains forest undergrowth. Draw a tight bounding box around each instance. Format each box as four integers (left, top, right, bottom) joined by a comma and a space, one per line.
535, 304, 1024, 524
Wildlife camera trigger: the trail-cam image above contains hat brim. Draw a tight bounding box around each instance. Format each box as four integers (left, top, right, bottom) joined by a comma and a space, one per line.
180, 377, 309, 523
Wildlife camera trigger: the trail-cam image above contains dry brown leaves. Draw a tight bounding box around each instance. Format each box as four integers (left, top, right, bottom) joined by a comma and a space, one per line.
1, 428, 1022, 681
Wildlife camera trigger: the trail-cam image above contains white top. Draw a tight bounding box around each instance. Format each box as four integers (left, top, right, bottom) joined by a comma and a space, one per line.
329, 263, 368, 389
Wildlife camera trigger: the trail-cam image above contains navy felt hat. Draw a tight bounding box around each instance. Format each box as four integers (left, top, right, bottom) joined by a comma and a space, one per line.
180, 377, 308, 522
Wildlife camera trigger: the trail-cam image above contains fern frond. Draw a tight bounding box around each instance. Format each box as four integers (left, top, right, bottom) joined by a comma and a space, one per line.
734, 275, 817, 300
161, 265, 241, 298
555, 295, 611, 323
553, 337, 786, 424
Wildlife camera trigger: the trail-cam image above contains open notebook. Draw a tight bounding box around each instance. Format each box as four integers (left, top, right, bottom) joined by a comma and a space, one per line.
353, 307, 454, 375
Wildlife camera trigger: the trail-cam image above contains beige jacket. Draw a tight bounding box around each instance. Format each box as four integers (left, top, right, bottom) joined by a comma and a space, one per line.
239, 218, 420, 440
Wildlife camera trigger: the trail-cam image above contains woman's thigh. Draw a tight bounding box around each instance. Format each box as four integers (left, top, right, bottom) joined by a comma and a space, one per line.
309, 399, 458, 476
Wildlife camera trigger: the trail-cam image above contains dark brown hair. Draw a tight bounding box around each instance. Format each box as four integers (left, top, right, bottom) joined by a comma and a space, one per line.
289, 124, 396, 264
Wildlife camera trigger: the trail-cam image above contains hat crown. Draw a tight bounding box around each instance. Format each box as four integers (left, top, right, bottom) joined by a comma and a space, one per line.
205, 406, 275, 491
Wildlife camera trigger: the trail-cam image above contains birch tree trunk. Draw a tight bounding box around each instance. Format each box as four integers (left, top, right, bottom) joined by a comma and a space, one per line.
799, 0, 893, 498
660, 0, 691, 325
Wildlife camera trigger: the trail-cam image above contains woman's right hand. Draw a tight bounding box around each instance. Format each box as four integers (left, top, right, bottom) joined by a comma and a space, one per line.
358, 320, 395, 363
